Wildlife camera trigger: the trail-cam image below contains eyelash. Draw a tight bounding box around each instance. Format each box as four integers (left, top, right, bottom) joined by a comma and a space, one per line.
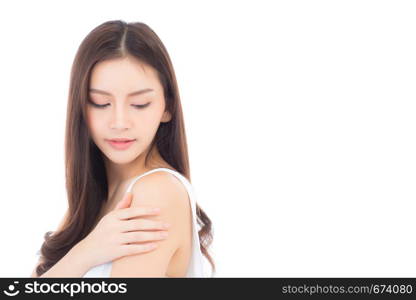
88, 100, 150, 109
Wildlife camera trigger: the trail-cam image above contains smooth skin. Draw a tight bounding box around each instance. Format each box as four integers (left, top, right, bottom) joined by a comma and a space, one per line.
32, 56, 193, 277
77, 192, 171, 268
109, 170, 193, 277
85, 56, 193, 277
31, 192, 170, 277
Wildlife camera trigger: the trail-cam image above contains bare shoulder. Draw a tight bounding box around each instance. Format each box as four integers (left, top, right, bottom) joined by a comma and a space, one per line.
130, 170, 190, 212
129, 170, 192, 241
109, 170, 192, 277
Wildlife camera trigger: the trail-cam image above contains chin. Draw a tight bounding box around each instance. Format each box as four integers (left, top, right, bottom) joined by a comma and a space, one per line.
106, 150, 144, 164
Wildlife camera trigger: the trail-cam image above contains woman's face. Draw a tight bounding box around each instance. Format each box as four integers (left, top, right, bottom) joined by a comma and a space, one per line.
86, 56, 171, 165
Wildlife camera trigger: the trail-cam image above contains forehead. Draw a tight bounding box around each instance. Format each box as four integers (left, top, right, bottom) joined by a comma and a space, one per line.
89, 57, 161, 93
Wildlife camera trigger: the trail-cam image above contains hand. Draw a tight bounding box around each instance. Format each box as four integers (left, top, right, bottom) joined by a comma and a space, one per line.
77, 192, 170, 268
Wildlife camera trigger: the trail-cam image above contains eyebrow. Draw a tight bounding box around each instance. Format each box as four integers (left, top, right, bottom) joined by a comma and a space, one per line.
89, 88, 154, 97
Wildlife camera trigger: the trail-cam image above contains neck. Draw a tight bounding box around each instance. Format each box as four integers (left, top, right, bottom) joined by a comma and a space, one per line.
104, 145, 168, 194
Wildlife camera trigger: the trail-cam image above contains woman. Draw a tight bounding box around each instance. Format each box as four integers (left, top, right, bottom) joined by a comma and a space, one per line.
31, 20, 215, 277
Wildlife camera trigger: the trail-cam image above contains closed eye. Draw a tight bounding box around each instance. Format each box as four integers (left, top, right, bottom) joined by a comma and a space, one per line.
87, 99, 150, 109
132, 103, 151, 109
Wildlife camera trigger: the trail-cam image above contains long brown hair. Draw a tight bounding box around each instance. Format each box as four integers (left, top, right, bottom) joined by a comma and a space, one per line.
36, 20, 215, 276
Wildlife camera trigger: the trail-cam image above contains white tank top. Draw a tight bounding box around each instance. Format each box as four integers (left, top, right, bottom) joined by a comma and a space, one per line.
35, 167, 207, 277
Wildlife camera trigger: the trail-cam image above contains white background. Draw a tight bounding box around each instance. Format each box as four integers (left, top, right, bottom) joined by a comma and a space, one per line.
0, 0, 415, 277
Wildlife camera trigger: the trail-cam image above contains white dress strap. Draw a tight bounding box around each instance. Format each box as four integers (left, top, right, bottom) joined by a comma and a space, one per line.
125, 168, 183, 194
84, 166, 206, 277
125, 167, 202, 234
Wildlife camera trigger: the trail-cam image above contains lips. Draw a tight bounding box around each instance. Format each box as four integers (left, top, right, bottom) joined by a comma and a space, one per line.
106, 139, 136, 151
108, 138, 135, 142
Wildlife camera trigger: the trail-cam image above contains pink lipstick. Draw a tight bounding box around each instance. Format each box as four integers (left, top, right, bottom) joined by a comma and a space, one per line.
106, 138, 136, 150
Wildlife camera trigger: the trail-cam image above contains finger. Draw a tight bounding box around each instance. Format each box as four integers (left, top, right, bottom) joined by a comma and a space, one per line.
121, 219, 169, 232
114, 192, 133, 210
122, 231, 168, 244
115, 206, 161, 220
121, 243, 158, 256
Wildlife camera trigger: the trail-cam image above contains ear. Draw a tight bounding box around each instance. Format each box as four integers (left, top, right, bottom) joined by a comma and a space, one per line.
161, 110, 172, 123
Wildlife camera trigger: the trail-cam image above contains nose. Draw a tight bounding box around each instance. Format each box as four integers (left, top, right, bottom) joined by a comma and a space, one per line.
110, 103, 133, 130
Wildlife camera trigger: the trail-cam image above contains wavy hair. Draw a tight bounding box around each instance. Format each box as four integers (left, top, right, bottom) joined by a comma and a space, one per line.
36, 20, 215, 276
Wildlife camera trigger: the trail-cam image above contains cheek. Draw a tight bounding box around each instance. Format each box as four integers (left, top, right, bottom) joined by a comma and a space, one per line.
140, 110, 165, 131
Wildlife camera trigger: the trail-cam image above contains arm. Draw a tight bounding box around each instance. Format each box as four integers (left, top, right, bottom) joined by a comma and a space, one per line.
110, 171, 192, 277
